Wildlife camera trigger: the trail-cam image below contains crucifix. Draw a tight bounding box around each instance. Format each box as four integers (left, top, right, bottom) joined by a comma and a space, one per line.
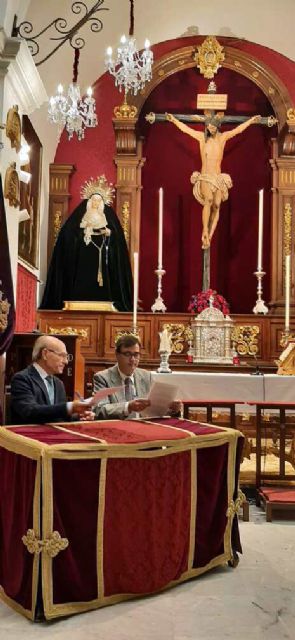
146, 81, 277, 290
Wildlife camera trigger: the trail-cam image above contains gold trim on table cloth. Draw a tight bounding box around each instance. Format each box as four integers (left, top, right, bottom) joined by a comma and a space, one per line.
96, 457, 107, 603
188, 447, 197, 571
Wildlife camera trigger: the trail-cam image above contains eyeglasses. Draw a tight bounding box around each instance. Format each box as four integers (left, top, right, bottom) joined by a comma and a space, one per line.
118, 351, 140, 359
45, 348, 73, 362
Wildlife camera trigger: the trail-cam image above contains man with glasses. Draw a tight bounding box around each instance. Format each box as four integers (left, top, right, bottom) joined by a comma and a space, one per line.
93, 334, 151, 419
10, 335, 93, 424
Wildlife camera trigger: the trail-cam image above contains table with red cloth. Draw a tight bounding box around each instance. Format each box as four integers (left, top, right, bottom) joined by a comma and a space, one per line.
0, 418, 244, 621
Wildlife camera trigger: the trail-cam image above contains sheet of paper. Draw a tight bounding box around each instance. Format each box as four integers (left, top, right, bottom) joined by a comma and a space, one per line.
75, 386, 123, 405
140, 380, 179, 418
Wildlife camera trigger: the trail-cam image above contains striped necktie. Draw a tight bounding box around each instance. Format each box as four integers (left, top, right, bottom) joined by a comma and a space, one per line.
124, 376, 134, 401
45, 375, 55, 405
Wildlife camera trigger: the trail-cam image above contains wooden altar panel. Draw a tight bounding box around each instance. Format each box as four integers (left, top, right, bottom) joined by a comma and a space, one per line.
36, 310, 103, 359
37, 310, 295, 396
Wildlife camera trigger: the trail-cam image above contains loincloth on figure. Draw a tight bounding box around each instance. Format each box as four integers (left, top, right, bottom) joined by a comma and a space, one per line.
190, 172, 233, 206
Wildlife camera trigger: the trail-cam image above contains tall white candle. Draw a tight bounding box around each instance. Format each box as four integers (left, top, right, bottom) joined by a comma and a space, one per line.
158, 188, 163, 269
285, 254, 291, 331
133, 252, 139, 330
257, 189, 264, 271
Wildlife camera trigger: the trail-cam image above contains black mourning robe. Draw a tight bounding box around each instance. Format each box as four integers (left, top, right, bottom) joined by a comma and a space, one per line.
40, 200, 133, 311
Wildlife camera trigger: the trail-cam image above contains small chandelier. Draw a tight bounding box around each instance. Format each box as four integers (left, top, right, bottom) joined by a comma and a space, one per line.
48, 48, 97, 140
105, 0, 153, 96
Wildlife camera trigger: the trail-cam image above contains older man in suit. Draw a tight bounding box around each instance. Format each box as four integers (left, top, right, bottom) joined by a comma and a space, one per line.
93, 334, 151, 420
10, 335, 92, 424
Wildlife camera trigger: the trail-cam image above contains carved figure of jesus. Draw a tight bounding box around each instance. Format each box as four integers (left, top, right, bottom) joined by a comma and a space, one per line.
166, 113, 261, 249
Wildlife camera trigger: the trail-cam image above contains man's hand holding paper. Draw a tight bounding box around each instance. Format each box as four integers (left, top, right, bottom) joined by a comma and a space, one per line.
140, 381, 180, 418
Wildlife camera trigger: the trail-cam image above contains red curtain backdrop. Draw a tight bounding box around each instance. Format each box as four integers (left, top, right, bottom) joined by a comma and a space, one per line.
15, 264, 37, 332
53, 36, 295, 312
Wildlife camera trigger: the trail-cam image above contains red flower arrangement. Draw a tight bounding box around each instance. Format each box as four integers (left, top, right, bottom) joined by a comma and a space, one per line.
188, 288, 230, 315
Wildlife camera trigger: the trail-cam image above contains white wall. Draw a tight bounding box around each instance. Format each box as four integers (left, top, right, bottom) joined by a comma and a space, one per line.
0, 26, 47, 297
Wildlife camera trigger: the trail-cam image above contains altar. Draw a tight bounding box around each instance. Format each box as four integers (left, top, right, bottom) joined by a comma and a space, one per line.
0, 418, 243, 621
152, 372, 295, 404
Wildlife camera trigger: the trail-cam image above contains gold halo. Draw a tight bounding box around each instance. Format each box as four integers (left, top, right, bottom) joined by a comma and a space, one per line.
80, 175, 115, 204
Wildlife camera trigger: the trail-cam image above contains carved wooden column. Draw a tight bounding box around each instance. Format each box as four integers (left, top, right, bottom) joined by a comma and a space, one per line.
113, 100, 145, 261
48, 163, 75, 266
269, 110, 295, 314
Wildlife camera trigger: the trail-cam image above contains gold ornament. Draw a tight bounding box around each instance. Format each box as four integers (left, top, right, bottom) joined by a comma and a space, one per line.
4, 105, 21, 152
194, 36, 225, 79
113, 95, 138, 119
22, 529, 69, 557
287, 108, 295, 124
4, 161, 20, 207
0, 287, 10, 333
80, 174, 115, 204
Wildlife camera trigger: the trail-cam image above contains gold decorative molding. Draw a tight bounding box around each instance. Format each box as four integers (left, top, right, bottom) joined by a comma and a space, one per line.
284, 202, 292, 256
4, 161, 20, 207
22, 529, 69, 557
48, 325, 88, 339
193, 36, 225, 79
231, 325, 260, 356
53, 210, 62, 240
121, 201, 130, 243
163, 323, 193, 354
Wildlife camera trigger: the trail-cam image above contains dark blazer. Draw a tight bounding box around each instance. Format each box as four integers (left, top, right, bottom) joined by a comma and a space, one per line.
10, 364, 70, 425
93, 364, 152, 419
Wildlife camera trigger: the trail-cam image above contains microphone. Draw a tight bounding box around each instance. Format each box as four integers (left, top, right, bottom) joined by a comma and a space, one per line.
250, 353, 264, 375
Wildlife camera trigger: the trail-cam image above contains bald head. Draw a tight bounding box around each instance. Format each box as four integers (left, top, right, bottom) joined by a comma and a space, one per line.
32, 335, 69, 375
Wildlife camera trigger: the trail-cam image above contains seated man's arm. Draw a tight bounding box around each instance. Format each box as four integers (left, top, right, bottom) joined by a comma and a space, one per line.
10, 374, 69, 424
93, 373, 150, 419
93, 372, 127, 419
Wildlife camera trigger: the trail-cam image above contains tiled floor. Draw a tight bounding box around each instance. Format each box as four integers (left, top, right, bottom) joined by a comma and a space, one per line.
1, 506, 294, 639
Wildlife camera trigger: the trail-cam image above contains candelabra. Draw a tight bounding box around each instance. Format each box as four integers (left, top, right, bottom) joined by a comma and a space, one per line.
253, 269, 268, 314
151, 268, 167, 313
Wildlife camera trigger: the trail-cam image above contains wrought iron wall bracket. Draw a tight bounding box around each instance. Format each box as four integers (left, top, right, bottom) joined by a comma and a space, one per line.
12, 1, 109, 66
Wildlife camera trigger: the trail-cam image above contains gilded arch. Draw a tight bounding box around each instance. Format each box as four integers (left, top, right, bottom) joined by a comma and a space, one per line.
130, 44, 293, 130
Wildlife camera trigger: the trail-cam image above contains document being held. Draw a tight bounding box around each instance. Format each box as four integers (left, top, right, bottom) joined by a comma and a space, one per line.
140, 381, 179, 418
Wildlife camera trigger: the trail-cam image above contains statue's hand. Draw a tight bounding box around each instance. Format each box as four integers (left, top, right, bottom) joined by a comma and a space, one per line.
105, 227, 111, 236
166, 112, 174, 122
252, 115, 262, 123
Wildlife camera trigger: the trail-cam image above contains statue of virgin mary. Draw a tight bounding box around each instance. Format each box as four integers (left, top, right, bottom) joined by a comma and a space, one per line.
40, 176, 133, 311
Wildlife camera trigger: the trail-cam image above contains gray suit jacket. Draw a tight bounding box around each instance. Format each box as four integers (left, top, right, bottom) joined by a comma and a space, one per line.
93, 364, 151, 419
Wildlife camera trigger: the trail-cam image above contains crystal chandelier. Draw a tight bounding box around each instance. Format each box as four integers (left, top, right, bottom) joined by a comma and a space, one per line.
48, 48, 97, 140
105, 0, 153, 96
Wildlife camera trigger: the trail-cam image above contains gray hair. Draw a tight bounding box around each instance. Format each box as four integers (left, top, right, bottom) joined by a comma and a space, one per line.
32, 335, 50, 362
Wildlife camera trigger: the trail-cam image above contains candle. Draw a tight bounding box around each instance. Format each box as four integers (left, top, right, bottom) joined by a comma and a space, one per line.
285, 254, 291, 331
133, 252, 139, 330
158, 188, 163, 269
257, 189, 264, 271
